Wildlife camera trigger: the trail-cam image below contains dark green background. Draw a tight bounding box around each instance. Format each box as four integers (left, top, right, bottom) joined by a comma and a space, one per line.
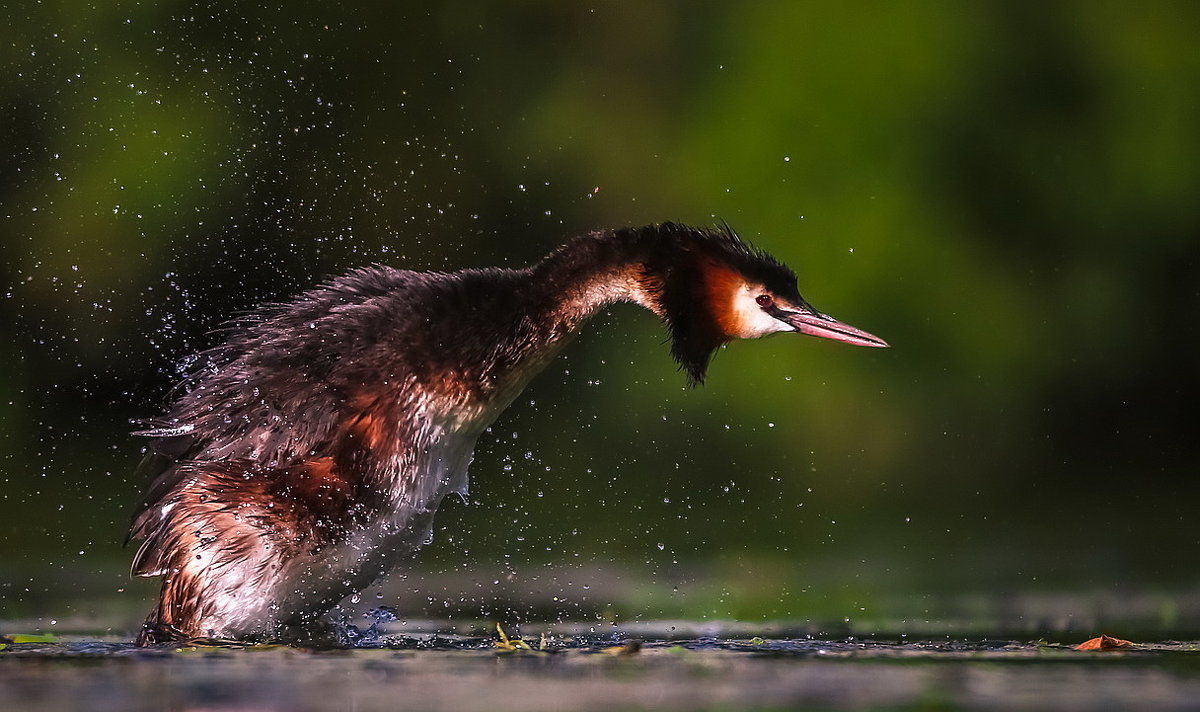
2, 2, 1198, 631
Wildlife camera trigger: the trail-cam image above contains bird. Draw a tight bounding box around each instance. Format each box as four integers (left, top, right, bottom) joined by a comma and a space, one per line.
128, 222, 888, 645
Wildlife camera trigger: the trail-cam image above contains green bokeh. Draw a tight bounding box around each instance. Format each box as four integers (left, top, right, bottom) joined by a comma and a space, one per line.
2, 2, 1198, 628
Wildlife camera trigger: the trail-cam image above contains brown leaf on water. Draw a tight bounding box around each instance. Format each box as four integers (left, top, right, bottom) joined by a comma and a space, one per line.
1075, 634, 1136, 651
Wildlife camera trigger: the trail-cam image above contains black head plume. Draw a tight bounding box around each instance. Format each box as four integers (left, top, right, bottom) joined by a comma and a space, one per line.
638, 222, 800, 386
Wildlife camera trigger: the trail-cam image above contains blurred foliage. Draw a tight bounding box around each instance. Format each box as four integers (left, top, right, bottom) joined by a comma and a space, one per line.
2, 1, 1198, 624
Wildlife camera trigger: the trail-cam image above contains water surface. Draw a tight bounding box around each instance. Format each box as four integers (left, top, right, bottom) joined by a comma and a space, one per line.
4, 622, 1200, 711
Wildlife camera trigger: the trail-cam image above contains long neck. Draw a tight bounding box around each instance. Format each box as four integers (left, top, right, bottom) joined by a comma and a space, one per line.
527, 227, 666, 332
527, 223, 729, 385
429, 228, 668, 405
417, 225, 706, 409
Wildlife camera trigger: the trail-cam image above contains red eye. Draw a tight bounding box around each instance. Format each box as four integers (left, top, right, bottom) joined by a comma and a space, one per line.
755, 294, 773, 307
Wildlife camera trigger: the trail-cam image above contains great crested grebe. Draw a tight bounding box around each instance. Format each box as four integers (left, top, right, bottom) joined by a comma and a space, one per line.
129, 222, 888, 645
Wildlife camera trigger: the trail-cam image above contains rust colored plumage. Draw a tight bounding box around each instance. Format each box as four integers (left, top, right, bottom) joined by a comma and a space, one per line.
699, 259, 747, 342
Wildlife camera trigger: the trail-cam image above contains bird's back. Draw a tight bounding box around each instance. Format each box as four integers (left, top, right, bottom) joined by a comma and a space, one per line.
129, 264, 549, 640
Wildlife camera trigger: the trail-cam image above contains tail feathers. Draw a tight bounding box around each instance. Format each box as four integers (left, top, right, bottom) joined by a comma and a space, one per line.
134, 563, 205, 646
128, 458, 352, 645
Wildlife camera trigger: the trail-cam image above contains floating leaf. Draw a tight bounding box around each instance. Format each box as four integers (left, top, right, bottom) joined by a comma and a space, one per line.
1080, 633, 1132, 648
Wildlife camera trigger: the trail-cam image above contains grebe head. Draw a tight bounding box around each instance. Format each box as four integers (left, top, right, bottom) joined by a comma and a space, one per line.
646, 223, 889, 384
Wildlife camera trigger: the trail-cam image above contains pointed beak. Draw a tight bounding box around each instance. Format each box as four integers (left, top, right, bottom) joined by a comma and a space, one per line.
772, 305, 890, 348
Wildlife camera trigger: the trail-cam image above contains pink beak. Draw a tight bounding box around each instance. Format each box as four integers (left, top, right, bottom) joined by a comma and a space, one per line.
778, 307, 889, 348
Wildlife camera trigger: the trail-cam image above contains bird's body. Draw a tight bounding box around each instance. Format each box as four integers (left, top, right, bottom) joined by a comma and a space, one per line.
129, 223, 886, 645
